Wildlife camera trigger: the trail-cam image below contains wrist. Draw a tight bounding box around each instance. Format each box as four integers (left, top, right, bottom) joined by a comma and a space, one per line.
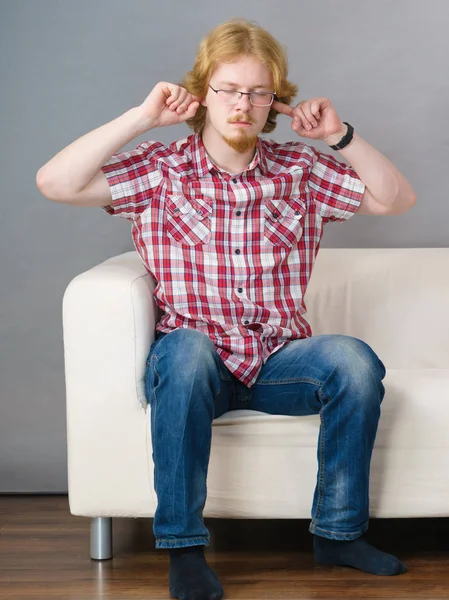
324, 124, 348, 147
129, 106, 155, 135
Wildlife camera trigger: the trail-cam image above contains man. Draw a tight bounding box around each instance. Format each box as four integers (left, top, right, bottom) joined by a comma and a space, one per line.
37, 18, 415, 600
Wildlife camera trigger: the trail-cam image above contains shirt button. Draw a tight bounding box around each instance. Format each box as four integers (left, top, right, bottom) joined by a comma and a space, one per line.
235, 249, 241, 254
244, 320, 249, 325
232, 178, 238, 183
273, 211, 279, 219
236, 210, 241, 216
237, 287, 243, 293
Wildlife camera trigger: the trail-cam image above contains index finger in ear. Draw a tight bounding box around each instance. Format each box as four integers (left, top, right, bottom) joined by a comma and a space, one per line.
272, 100, 294, 117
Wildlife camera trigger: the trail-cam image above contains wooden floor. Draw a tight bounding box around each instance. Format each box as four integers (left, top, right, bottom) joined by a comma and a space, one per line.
1, 496, 449, 599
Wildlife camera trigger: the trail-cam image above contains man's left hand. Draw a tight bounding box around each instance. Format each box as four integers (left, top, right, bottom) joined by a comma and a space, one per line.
273, 97, 346, 146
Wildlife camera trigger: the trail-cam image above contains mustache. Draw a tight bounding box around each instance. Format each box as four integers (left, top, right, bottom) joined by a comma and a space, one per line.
227, 116, 256, 124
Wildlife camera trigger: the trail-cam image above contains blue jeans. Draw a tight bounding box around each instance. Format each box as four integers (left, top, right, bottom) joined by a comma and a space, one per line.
144, 328, 385, 549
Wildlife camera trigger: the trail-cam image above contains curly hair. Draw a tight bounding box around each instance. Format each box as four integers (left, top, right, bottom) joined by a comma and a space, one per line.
180, 19, 298, 134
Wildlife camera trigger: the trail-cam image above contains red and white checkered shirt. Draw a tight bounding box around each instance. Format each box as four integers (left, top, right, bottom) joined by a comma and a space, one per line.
101, 133, 365, 387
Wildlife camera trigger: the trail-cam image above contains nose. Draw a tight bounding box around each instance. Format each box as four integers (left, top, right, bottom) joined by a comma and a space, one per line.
235, 93, 252, 112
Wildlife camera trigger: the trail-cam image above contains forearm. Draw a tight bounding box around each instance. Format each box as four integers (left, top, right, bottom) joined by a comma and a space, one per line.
325, 129, 415, 209
37, 106, 152, 197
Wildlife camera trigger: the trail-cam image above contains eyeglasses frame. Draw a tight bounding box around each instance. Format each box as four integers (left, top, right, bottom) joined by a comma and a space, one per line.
208, 84, 276, 107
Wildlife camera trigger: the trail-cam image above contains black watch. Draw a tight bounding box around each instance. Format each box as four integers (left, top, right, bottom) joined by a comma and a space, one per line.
329, 122, 354, 151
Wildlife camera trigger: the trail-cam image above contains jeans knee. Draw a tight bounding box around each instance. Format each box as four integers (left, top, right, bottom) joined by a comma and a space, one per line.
324, 335, 386, 403
158, 328, 216, 365
148, 328, 221, 400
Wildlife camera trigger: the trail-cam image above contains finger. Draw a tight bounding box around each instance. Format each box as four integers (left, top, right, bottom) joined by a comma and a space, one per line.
291, 119, 299, 133
291, 116, 306, 134
176, 93, 195, 114
187, 101, 200, 115
180, 101, 199, 121
291, 118, 318, 138
165, 86, 182, 107
292, 114, 305, 132
171, 88, 188, 111
302, 104, 318, 128
310, 100, 321, 119
293, 107, 311, 130
272, 100, 294, 117
291, 114, 301, 130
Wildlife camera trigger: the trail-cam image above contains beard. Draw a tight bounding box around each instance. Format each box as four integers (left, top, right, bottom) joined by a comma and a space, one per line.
222, 132, 259, 153
222, 117, 258, 153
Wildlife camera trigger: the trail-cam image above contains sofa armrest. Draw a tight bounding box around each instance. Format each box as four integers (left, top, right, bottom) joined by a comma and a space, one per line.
62, 251, 159, 515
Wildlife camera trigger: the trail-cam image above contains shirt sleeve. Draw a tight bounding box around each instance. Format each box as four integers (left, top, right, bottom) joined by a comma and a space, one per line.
308, 147, 365, 223
100, 141, 163, 221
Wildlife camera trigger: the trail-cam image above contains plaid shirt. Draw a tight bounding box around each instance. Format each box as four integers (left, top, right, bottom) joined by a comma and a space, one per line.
101, 133, 365, 387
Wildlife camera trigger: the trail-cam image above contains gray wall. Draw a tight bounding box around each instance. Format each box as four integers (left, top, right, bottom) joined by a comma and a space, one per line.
1, 0, 447, 492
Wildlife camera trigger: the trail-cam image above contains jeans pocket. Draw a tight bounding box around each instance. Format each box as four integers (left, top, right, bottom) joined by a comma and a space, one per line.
145, 337, 159, 368
144, 333, 167, 403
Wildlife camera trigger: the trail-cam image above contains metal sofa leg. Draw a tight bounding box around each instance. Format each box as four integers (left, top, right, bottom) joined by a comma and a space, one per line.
90, 517, 112, 560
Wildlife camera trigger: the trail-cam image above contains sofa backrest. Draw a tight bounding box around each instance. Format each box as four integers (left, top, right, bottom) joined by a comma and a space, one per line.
304, 248, 449, 369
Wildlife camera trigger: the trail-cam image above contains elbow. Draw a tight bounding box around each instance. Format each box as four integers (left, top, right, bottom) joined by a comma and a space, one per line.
402, 184, 417, 212
36, 167, 65, 202
393, 188, 416, 215
391, 176, 416, 214
403, 171, 417, 208
36, 166, 53, 200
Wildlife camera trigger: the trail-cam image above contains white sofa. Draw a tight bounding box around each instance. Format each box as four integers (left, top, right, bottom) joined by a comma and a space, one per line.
62, 248, 449, 559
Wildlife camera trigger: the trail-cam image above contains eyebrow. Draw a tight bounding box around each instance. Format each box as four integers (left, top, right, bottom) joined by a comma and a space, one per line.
217, 81, 273, 90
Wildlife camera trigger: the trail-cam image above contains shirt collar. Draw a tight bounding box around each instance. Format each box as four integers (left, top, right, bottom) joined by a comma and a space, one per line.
191, 133, 268, 178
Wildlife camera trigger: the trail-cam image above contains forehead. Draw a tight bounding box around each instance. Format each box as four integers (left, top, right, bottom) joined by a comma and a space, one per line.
211, 56, 273, 88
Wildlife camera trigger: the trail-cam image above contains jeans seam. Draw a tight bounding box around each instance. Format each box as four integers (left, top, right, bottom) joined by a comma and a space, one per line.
156, 536, 210, 548
216, 351, 233, 383
310, 524, 367, 538
314, 406, 326, 521
256, 377, 322, 386
150, 355, 160, 467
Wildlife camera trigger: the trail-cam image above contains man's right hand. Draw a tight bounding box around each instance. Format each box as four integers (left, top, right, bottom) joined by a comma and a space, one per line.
139, 82, 201, 130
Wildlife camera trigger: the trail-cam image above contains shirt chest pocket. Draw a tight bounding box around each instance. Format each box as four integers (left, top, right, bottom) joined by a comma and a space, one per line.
264, 197, 307, 248
165, 195, 213, 246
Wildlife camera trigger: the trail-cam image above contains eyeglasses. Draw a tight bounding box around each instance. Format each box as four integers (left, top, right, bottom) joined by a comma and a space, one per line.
208, 85, 275, 107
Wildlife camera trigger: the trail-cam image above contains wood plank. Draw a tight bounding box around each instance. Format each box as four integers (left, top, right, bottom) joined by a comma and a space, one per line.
0, 496, 448, 599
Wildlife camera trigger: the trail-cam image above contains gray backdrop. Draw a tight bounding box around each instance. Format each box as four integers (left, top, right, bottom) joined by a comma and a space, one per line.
1, 0, 447, 492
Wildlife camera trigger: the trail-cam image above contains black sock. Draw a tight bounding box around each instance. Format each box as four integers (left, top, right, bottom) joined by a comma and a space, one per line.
168, 546, 223, 600
314, 534, 407, 575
